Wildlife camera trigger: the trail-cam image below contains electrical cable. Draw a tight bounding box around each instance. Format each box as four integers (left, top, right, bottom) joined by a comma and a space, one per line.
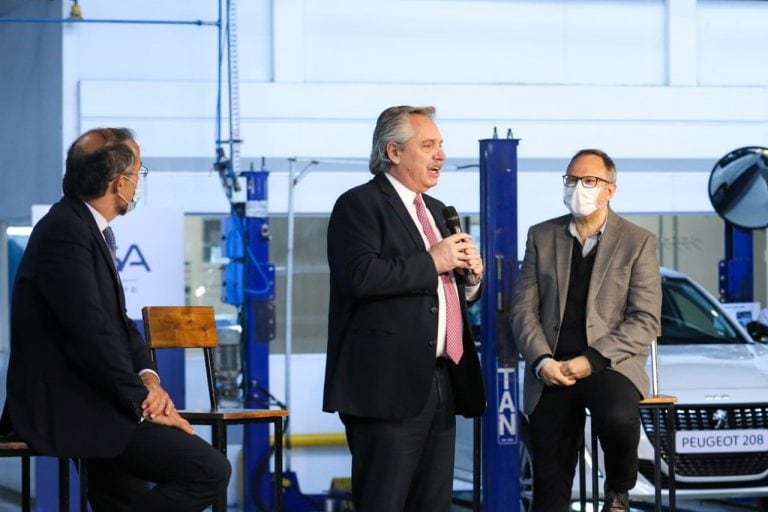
0, 16, 216, 25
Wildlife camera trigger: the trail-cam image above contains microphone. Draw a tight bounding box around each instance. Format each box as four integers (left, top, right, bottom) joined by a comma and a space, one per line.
443, 206, 470, 284
443, 206, 462, 235
442, 206, 482, 285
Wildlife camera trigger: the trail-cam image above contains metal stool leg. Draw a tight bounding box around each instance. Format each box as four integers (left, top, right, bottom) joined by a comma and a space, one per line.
666, 406, 676, 512
472, 417, 480, 512
274, 418, 283, 512
212, 423, 227, 512
591, 429, 599, 511
79, 459, 88, 512
21, 455, 30, 512
578, 438, 586, 511
58, 458, 69, 512
652, 407, 663, 512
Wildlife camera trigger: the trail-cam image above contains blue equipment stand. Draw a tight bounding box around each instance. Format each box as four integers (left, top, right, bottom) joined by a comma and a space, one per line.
479, 135, 522, 511
221, 168, 278, 511
719, 221, 753, 302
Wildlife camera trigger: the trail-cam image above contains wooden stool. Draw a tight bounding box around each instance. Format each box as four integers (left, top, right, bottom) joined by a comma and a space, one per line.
579, 338, 678, 512
0, 439, 86, 512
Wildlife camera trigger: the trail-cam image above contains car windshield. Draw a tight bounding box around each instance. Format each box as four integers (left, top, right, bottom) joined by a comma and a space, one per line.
660, 276, 744, 345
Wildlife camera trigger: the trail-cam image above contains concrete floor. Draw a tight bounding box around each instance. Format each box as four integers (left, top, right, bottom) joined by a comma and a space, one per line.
458, 499, 765, 512
447, 492, 766, 512
0, 495, 761, 511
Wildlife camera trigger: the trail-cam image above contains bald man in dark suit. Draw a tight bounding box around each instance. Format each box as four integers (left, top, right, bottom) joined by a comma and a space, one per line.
2, 128, 230, 511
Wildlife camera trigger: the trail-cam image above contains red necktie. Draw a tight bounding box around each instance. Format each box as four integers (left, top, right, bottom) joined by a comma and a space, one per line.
414, 194, 464, 364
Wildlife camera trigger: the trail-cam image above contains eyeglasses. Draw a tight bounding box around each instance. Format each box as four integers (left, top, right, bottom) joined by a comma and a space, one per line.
116, 166, 148, 184
562, 175, 612, 188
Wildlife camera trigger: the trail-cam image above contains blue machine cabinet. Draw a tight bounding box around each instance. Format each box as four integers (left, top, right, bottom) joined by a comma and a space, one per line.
479, 135, 522, 511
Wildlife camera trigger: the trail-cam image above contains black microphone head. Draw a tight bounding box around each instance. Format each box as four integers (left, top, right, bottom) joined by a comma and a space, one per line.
443, 206, 462, 233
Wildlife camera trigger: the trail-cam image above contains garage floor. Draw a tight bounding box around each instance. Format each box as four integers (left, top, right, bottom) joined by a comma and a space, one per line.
668, 501, 762, 512
451, 498, 766, 511
0, 500, 760, 511
0, 496, 761, 511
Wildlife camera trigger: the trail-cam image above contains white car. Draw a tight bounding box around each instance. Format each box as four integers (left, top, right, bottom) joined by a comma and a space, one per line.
457, 267, 768, 510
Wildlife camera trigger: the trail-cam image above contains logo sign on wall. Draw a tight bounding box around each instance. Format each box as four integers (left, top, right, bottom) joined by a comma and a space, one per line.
33, 205, 184, 319
110, 207, 184, 318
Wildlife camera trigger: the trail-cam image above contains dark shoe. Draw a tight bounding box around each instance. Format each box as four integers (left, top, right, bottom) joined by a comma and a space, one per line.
600, 490, 629, 512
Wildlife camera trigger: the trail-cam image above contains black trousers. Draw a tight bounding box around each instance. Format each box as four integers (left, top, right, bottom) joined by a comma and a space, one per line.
85, 421, 231, 512
529, 369, 641, 512
340, 360, 456, 512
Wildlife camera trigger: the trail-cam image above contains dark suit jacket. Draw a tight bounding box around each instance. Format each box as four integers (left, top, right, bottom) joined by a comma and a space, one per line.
511, 209, 662, 415
3, 196, 153, 458
323, 173, 486, 419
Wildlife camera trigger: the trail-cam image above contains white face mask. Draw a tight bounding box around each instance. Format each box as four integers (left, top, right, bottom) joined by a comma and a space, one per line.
563, 181, 602, 218
118, 174, 141, 214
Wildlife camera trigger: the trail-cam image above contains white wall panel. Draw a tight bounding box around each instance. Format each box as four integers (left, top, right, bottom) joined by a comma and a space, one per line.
666, 0, 697, 85
299, 0, 665, 85
563, 0, 665, 84
698, 1, 768, 85
80, 81, 768, 161
80, 81, 768, 123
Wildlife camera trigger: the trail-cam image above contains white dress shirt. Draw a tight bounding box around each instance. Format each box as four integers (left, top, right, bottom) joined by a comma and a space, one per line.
384, 173, 480, 358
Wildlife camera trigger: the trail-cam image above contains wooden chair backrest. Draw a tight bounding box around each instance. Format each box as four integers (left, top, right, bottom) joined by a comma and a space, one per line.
142, 306, 219, 409
142, 306, 218, 349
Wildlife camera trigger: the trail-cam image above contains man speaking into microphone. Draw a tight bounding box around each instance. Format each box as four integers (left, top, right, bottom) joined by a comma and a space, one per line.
323, 105, 486, 512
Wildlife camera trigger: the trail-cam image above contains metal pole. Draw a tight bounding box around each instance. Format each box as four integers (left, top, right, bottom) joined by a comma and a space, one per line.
282, 158, 317, 474
0, 222, 9, 352
226, 0, 241, 179
284, 158, 296, 471
479, 135, 521, 511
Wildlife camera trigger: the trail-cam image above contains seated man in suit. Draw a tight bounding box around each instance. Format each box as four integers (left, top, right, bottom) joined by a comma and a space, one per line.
511, 149, 662, 512
2, 128, 230, 512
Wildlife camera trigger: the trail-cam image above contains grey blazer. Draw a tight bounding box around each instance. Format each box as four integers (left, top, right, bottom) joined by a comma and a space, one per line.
511, 209, 661, 415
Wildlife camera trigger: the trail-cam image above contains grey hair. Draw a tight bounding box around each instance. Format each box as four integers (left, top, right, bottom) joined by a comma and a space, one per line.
369, 106, 436, 175
568, 148, 617, 183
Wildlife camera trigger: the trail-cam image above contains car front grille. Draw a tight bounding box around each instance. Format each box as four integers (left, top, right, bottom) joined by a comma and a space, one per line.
640, 404, 768, 484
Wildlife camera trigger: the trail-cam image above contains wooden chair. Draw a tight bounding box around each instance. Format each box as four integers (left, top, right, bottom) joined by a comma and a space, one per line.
0, 439, 84, 512
141, 306, 288, 512
0, 439, 35, 511
579, 336, 678, 512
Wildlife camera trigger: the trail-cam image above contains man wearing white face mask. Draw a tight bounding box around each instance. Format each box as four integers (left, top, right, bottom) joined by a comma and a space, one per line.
511, 149, 662, 512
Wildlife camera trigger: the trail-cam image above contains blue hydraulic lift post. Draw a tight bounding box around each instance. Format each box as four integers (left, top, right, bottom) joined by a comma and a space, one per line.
479, 134, 521, 511
719, 222, 754, 303
241, 168, 278, 511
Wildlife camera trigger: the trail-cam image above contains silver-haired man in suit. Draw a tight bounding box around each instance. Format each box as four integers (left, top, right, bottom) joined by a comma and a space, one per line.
511, 149, 662, 512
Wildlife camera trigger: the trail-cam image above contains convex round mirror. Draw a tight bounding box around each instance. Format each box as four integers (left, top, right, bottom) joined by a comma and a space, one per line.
708, 146, 768, 229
